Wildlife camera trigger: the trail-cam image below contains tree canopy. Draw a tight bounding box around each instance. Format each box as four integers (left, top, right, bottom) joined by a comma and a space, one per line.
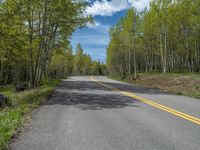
0, 0, 105, 86
107, 0, 200, 78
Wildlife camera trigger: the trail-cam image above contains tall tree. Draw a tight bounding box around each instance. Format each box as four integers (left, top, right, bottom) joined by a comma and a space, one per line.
107, 0, 200, 76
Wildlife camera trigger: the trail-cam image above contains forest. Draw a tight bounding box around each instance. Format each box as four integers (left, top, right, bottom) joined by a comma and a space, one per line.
0, 0, 200, 148
2, 0, 199, 87
107, 0, 200, 79
0, 0, 106, 87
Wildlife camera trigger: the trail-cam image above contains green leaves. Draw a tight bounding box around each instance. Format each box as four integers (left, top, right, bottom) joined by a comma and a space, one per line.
107, 0, 200, 75
0, 0, 92, 85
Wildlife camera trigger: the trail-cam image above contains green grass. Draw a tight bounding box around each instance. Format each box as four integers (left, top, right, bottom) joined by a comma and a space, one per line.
110, 73, 200, 100
0, 85, 14, 97
0, 79, 61, 150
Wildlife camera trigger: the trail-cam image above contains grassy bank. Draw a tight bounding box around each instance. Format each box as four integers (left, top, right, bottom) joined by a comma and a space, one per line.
111, 73, 200, 99
0, 79, 61, 149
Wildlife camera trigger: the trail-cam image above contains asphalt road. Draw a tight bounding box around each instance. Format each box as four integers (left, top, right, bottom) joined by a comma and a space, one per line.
10, 76, 200, 150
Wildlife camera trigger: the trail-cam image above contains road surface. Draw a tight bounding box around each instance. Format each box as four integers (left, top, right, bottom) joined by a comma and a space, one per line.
10, 76, 200, 150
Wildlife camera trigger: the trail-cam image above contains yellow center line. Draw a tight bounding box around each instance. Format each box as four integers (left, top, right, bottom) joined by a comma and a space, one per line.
89, 76, 200, 125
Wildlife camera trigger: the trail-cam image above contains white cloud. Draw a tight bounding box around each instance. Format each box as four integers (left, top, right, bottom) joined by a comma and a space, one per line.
85, 0, 129, 16
128, 0, 150, 11
86, 21, 110, 34
72, 21, 110, 46
85, 0, 150, 16
86, 21, 100, 28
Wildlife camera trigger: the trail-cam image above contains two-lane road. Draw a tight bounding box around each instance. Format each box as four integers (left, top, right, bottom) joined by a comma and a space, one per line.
10, 76, 200, 150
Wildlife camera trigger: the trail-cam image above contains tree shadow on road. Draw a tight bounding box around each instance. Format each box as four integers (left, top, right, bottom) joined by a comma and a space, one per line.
44, 79, 174, 110
59, 80, 174, 95
44, 80, 141, 110
45, 91, 139, 110
58, 81, 109, 91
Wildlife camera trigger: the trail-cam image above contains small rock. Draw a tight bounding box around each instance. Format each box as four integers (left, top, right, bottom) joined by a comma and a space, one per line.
0, 94, 8, 107
15, 83, 29, 92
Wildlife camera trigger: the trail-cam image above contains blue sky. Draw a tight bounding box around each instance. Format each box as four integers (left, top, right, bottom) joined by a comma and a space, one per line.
71, 0, 150, 62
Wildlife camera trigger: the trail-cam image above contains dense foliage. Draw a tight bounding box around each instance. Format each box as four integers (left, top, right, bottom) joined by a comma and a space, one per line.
0, 0, 105, 87
107, 0, 200, 78
49, 43, 106, 78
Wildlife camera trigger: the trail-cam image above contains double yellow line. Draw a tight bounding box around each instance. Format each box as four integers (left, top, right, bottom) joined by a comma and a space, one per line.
90, 76, 200, 125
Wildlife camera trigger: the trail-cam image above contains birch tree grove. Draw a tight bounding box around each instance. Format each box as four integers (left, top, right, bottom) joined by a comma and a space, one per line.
0, 0, 92, 87
107, 0, 200, 77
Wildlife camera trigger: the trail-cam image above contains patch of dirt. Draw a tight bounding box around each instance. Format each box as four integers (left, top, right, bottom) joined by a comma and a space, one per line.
130, 75, 200, 99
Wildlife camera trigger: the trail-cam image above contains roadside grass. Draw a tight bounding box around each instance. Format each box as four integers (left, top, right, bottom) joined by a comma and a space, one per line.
110, 73, 200, 99
0, 79, 61, 150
